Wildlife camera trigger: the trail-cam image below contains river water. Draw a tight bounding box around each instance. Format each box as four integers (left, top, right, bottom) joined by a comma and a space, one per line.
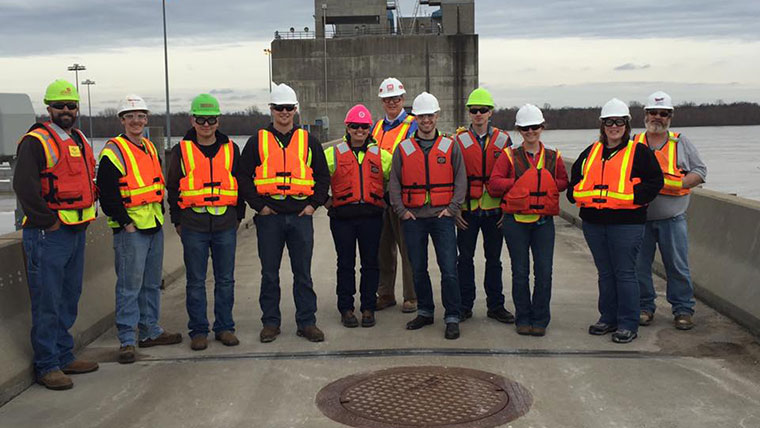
2, 125, 758, 234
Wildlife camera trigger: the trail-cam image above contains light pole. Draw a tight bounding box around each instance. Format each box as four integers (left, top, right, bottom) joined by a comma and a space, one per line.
162, 0, 172, 149
81, 79, 95, 139
322, 4, 328, 121
264, 48, 272, 92
67, 63, 86, 129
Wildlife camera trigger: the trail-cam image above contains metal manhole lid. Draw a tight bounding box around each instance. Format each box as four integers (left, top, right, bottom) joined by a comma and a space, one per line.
316, 366, 532, 427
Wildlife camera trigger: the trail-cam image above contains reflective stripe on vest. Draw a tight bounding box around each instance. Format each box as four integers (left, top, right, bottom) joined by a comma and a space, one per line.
373, 115, 414, 154
254, 129, 315, 200
399, 136, 455, 208
108, 137, 165, 207
178, 139, 238, 213
634, 131, 689, 196
331, 142, 384, 208
573, 141, 640, 210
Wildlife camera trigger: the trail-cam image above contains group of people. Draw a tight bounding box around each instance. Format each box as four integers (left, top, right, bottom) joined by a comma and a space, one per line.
14, 77, 705, 391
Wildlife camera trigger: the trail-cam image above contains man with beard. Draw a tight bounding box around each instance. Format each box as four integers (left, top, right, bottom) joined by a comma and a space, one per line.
634, 91, 707, 330
14, 79, 99, 390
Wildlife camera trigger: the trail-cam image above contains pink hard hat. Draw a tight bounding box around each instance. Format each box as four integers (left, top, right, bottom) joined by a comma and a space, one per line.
344, 104, 373, 125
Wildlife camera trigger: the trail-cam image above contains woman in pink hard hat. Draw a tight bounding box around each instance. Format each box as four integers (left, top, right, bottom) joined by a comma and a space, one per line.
324, 104, 393, 328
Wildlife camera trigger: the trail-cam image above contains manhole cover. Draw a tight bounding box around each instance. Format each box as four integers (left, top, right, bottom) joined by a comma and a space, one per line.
316, 366, 532, 427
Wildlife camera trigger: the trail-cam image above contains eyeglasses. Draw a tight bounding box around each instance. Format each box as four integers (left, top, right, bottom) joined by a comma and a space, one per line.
347, 123, 370, 130
194, 116, 218, 126
518, 124, 542, 131
646, 110, 671, 118
603, 118, 627, 127
382, 96, 402, 104
469, 107, 491, 115
123, 113, 148, 121
272, 105, 296, 112
49, 102, 78, 110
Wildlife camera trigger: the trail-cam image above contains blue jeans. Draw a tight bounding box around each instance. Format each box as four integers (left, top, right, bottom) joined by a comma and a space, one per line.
501, 216, 555, 328
114, 229, 165, 346
582, 222, 645, 332
457, 211, 504, 312
402, 216, 461, 323
181, 227, 236, 337
637, 213, 695, 316
22, 226, 85, 377
255, 214, 317, 329
330, 215, 382, 313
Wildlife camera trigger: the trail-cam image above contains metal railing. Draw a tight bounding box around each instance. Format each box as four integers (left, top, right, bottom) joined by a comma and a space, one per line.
273, 25, 441, 40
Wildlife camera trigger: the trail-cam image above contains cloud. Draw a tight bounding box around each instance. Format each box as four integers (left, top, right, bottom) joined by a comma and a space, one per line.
614, 63, 651, 71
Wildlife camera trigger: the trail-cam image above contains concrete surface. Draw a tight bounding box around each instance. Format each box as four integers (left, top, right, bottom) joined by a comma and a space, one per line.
1, 212, 758, 428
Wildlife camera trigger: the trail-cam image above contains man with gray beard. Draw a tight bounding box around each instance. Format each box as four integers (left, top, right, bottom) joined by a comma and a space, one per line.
633, 91, 707, 330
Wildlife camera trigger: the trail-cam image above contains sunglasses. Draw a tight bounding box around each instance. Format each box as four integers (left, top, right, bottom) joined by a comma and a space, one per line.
123, 113, 148, 121
347, 123, 370, 130
272, 105, 296, 112
518, 124, 542, 131
646, 110, 671, 118
603, 118, 627, 127
469, 107, 491, 115
382, 96, 402, 104
50, 102, 78, 110
194, 116, 218, 126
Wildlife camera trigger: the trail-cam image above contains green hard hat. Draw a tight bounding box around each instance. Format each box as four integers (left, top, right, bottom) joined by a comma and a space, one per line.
44, 79, 79, 104
466, 88, 494, 108
191, 93, 221, 116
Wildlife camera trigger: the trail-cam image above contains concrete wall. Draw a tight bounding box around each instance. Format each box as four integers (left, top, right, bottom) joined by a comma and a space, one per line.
271, 33, 478, 140
558, 158, 760, 336
0, 218, 186, 405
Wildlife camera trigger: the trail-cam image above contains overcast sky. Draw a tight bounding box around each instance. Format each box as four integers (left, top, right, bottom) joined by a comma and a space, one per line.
1, 0, 759, 115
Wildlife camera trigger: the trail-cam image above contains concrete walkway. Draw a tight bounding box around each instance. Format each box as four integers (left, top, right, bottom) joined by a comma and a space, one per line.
1, 212, 759, 428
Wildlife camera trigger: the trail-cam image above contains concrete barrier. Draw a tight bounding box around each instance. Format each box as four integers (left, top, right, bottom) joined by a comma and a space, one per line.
0, 217, 186, 405
559, 158, 760, 336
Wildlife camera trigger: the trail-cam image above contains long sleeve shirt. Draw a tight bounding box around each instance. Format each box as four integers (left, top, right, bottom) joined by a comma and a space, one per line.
238, 124, 330, 214
389, 130, 467, 219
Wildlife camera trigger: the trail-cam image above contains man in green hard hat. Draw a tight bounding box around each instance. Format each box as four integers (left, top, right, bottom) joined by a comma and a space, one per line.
453, 87, 515, 324
167, 94, 246, 351
14, 79, 100, 390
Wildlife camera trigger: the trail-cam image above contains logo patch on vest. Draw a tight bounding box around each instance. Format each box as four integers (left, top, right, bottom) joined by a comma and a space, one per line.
437, 156, 446, 164
494, 151, 501, 158
68, 146, 82, 157
371, 165, 380, 174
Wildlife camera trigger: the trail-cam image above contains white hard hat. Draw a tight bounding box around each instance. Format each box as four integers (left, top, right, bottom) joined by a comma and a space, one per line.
411, 92, 440, 115
117, 94, 149, 116
270, 83, 299, 106
600, 98, 631, 119
645, 91, 674, 110
515, 104, 545, 127
378, 77, 406, 98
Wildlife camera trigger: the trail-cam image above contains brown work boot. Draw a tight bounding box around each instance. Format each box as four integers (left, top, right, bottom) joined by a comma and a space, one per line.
530, 326, 546, 337
516, 325, 532, 336
190, 335, 208, 351
401, 299, 418, 313
639, 310, 654, 326
361, 310, 376, 328
37, 370, 73, 391
297, 325, 325, 342
260, 325, 281, 343
341, 310, 359, 328
118, 345, 136, 364
215, 331, 240, 346
139, 331, 183, 348
61, 360, 99, 375
376, 295, 397, 311
674, 314, 695, 330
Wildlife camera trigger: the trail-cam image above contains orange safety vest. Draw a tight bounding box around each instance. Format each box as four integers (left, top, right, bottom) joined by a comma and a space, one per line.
106, 136, 164, 208
253, 129, 315, 197
398, 136, 455, 208
573, 141, 641, 210
456, 128, 511, 200
178, 139, 238, 208
24, 122, 97, 218
634, 132, 689, 196
372, 115, 415, 154
501, 144, 559, 216
331, 142, 384, 208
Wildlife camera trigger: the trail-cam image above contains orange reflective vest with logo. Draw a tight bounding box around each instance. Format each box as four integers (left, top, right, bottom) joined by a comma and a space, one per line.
178, 139, 238, 208
502, 145, 560, 216
23, 122, 97, 224
634, 132, 689, 196
573, 141, 641, 210
398, 136, 455, 208
456, 128, 511, 200
331, 142, 384, 208
105, 136, 164, 207
253, 129, 315, 198
373, 115, 415, 154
